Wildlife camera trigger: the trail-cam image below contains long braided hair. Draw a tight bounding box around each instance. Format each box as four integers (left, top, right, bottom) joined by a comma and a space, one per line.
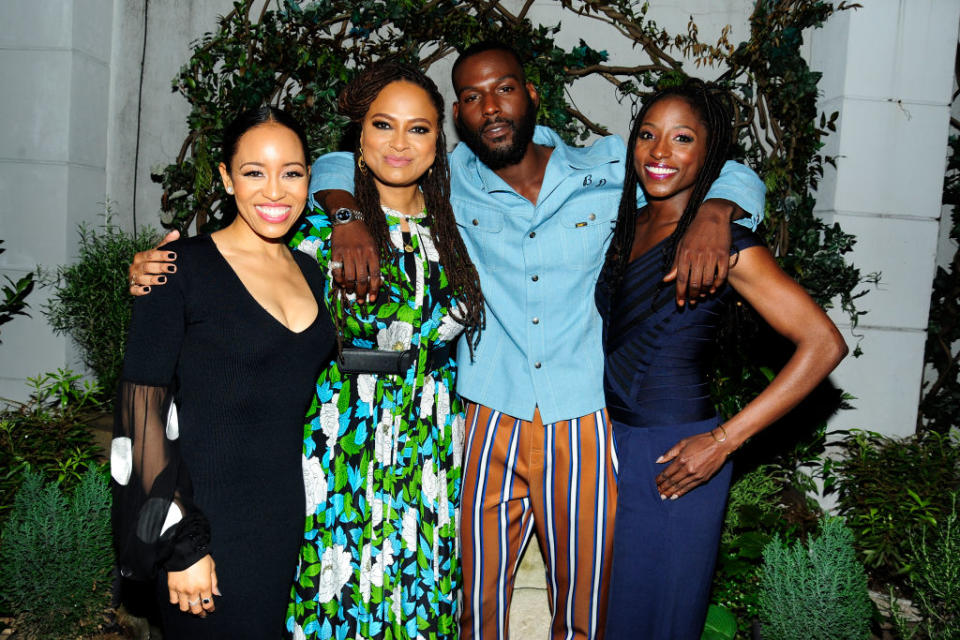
600, 78, 733, 300
338, 60, 485, 354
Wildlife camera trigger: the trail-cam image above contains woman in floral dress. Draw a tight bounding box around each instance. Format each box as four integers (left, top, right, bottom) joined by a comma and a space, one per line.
287, 61, 484, 640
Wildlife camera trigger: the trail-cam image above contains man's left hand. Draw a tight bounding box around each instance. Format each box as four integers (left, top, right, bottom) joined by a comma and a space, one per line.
662, 198, 738, 306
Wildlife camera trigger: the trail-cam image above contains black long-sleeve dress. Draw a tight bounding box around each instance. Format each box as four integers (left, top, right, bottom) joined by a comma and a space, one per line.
111, 235, 335, 639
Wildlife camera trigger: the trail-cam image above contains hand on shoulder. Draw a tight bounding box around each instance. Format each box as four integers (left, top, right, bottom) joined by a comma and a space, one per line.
129, 229, 181, 296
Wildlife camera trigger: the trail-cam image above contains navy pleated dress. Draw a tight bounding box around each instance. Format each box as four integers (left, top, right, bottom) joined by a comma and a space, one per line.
595, 224, 762, 639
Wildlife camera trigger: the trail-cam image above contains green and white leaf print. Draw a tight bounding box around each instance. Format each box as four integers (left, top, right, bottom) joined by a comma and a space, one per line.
287, 207, 465, 640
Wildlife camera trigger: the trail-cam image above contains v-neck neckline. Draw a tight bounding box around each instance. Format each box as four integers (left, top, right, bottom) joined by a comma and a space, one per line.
205, 235, 321, 335
626, 234, 670, 270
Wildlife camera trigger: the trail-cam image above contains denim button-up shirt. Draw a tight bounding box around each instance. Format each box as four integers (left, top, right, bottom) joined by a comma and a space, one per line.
310, 126, 765, 423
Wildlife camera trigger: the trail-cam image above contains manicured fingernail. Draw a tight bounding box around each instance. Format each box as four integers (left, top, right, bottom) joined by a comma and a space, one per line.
166, 264, 177, 273
157, 276, 166, 284
166, 252, 176, 260
660, 493, 667, 500
142, 286, 151, 293
655, 456, 664, 463
670, 494, 679, 500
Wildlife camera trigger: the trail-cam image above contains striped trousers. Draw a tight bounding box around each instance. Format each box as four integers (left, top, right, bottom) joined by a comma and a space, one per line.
459, 402, 618, 640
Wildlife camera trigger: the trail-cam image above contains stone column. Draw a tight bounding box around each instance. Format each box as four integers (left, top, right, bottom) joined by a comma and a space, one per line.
0, 0, 114, 399
810, 0, 960, 437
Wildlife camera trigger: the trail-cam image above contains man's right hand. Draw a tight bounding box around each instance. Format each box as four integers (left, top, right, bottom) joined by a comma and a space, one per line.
318, 189, 380, 303
330, 221, 380, 303
129, 230, 180, 296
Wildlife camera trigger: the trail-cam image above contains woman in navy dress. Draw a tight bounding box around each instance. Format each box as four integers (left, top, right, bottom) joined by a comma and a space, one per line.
595, 80, 848, 639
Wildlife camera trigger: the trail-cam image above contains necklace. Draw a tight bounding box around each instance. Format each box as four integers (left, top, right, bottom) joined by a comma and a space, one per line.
380, 204, 425, 253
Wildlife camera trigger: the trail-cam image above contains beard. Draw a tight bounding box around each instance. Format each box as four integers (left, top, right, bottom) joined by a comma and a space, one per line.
455, 96, 537, 170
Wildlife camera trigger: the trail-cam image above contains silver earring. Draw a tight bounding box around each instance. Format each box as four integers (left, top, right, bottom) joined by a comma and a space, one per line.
226, 186, 234, 194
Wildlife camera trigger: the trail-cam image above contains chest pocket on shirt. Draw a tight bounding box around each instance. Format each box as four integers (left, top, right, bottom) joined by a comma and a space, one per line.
558, 200, 619, 270
453, 199, 505, 272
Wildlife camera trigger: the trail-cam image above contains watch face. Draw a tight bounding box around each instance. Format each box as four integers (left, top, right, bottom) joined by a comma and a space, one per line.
334, 208, 353, 223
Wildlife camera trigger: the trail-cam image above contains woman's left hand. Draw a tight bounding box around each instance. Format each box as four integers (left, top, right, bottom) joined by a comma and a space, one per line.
655, 430, 732, 499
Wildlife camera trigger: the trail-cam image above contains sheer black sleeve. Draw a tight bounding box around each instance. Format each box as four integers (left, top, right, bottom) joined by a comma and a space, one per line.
110, 247, 210, 579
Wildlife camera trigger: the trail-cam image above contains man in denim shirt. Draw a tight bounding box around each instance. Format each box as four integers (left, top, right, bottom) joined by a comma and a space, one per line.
131, 42, 764, 640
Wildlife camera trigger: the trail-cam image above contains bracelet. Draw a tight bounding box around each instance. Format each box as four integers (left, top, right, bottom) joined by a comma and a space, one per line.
710, 424, 728, 443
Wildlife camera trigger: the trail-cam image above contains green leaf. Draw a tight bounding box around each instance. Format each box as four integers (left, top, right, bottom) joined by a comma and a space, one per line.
700, 604, 737, 640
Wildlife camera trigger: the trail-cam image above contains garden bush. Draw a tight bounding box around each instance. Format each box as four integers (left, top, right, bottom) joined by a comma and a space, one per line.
759, 517, 872, 640
0, 370, 103, 525
41, 213, 159, 398
0, 239, 35, 344
891, 492, 960, 639
823, 429, 960, 589
710, 466, 788, 632
0, 467, 113, 639
709, 421, 827, 637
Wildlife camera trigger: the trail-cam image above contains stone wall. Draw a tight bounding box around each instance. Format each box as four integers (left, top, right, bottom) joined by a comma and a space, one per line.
809, 0, 959, 437
0, 0, 114, 399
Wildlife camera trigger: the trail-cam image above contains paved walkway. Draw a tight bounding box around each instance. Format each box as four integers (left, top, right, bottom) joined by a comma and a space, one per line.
508, 544, 552, 636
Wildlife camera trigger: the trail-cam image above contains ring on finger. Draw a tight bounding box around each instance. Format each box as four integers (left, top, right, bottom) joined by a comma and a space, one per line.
188, 598, 201, 606
329, 260, 344, 270
129, 277, 137, 287
202, 597, 211, 604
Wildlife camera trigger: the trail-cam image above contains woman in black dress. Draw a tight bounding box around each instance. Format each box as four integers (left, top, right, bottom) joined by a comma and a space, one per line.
595, 80, 848, 639
111, 107, 335, 638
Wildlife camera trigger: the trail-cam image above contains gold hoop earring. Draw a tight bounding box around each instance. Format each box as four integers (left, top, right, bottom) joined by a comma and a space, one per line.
357, 152, 368, 176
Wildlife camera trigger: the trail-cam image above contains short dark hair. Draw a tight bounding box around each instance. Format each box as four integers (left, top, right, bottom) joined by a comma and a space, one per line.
451, 40, 526, 91
221, 105, 309, 171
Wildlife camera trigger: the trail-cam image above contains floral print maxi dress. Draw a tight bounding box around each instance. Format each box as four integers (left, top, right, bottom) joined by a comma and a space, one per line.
288, 206, 465, 640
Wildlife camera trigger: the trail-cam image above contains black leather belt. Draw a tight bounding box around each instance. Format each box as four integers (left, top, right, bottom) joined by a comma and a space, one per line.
337, 342, 454, 375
